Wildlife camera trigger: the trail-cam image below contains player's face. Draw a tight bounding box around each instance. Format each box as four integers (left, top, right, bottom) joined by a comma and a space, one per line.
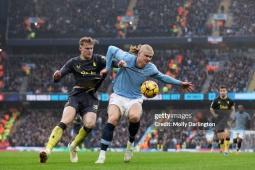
220, 88, 227, 98
80, 42, 94, 60
238, 106, 244, 113
137, 49, 154, 67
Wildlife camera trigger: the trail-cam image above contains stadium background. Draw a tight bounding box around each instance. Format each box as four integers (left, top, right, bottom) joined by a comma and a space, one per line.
0, 0, 255, 153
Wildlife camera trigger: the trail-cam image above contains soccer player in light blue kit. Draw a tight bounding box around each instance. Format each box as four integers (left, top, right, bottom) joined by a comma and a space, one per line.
232, 105, 251, 154
95, 44, 194, 163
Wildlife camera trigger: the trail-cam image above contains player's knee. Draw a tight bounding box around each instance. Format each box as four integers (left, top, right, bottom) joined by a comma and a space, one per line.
83, 126, 93, 133
108, 116, 119, 126
128, 114, 140, 122
57, 122, 67, 130
84, 120, 96, 129
224, 133, 230, 138
237, 138, 242, 143
221, 140, 224, 144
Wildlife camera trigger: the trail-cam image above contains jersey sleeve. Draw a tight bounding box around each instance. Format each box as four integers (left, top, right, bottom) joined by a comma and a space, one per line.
53, 59, 72, 83
100, 55, 119, 68
151, 65, 180, 85
210, 99, 217, 109
247, 113, 251, 120
230, 99, 235, 108
105, 46, 132, 70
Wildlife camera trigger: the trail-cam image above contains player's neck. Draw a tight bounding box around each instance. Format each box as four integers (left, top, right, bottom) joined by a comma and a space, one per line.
220, 95, 227, 99
80, 55, 92, 60
136, 60, 146, 69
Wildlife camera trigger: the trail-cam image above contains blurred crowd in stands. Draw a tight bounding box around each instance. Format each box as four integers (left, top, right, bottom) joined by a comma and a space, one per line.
208, 55, 255, 92
2, 107, 254, 151
7, 0, 255, 39
4, 108, 154, 148
128, 0, 218, 37
8, 0, 130, 39
1, 47, 255, 94
224, 0, 255, 36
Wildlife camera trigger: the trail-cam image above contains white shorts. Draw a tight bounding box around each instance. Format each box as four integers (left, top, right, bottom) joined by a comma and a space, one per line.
231, 130, 245, 139
109, 93, 143, 117
205, 130, 214, 141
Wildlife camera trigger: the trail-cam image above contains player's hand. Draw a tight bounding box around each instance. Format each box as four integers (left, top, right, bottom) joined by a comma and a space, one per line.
53, 70, 61, 80
180, 81, 194, 92
118, 60, 127, 67
100, 68, 109, 77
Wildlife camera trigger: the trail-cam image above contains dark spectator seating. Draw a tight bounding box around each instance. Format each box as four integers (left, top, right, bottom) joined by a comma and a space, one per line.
225, 0, 255, 36
127, 0, 220, 37
9, 109, 155, 148
3, 48, 255, 94
8, 0, 130, 39
208, 55, 255, 92
152, 48, 207, 93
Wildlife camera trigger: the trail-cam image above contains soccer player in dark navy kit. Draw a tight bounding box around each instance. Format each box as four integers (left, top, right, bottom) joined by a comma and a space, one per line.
39, 37, 119, 163
210, 85, 235, 156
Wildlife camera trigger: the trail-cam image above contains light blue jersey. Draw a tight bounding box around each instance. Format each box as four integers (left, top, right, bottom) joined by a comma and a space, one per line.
106, 46, 181, 99
233, 111, 251, 130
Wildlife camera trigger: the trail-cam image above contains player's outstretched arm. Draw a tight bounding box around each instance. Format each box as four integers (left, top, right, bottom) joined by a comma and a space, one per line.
180, 81, 194, 93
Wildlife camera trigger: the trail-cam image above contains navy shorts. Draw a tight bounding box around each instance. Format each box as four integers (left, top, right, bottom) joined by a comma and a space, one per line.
215, 116, 231, 132
65, 88, 99, 117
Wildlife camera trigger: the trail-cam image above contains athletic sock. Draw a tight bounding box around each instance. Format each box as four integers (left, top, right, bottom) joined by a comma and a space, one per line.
46, 122, 66, 151
128, 121, 140, 143
100, 123, 115, 152
224, 138, 230, 153
71, 126, 92, 147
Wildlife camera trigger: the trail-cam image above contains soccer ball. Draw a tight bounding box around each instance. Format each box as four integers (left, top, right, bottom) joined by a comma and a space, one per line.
141, 80, 159, 98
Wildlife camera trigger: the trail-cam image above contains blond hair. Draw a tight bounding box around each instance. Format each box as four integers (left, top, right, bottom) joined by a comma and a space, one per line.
129, 44, 154, 55
79, 37, 95, 46
129, 44, 142, 54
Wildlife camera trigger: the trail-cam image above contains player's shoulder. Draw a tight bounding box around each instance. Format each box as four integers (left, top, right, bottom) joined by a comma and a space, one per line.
92, 54, 107, 61
65, 56, 79, 64
213, 96, 220, 101
93, 54, 104, 58
146, 62, 157, 70
144, 62, 158, 74
226, 96, 234, 102
70, 56, 80, 61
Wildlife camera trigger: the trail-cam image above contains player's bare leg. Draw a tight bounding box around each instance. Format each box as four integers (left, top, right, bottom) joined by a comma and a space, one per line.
124, 103, 141, 163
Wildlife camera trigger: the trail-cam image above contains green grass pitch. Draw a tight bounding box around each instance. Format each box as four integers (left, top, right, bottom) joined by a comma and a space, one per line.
0, 151, 254, 170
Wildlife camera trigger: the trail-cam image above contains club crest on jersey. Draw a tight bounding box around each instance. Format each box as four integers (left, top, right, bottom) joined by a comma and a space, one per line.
93, 62, 96, 67
76, 65, 81, 68
93, 104, 98, 110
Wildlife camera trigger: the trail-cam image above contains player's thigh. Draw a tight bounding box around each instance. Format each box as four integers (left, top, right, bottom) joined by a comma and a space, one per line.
128, 102, 142, 122
61, 106, 76, 125
224, 128, 230, 137
107, 104, 121, 125
82, 112, 97, 127
217, 131, 224, 139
